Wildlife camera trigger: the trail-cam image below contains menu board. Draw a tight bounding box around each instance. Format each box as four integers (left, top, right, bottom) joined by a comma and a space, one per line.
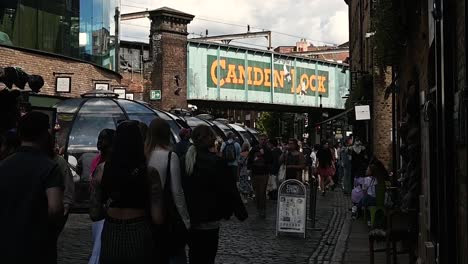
276, 179, 307, 237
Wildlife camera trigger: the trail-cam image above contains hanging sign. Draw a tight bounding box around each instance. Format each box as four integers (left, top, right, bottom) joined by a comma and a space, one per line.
276, 179, 307, 238
355, 105, 371, 120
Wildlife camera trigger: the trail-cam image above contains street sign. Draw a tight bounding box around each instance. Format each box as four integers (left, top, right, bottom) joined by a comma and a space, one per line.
276, 179, 307, 238
150, 90, 161, 100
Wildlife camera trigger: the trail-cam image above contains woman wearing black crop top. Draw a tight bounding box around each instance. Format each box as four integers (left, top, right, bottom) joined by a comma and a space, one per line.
99, 121, 164, 264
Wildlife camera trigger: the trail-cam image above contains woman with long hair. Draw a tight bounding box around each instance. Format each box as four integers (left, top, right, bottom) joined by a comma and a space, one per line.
88, 128, 114, 264
99, 121, 164, 264
184, 125, 247, 264
146, 118, 190, 264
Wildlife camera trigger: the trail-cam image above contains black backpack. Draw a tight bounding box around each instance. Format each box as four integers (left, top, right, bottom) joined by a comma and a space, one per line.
223, 142, 237, 162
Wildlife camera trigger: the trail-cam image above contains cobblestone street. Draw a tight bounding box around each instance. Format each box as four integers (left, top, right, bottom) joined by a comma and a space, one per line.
58, 189, 351, 264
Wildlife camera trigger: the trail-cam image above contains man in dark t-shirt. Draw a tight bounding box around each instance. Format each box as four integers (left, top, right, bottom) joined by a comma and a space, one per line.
0, 112, 64, 263
248, 134, 272, 217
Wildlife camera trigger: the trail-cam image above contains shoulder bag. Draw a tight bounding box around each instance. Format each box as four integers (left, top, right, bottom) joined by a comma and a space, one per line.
163, 151, 188, 253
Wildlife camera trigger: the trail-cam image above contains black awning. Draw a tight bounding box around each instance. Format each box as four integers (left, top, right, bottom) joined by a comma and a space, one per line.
315, 107, 353, 125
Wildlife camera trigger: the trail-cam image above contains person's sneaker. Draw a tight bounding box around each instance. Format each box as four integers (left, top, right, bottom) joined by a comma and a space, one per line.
351, 206, 357, 214
321, 191, 326, 196
367, 221, 372, 227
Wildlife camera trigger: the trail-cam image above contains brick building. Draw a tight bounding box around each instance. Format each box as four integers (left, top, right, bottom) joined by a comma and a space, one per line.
0, 0, 122, 105
0, 45, 121, 100
0, 3, 197, 112
274, 39, 350, 63
346, 0, 467, 263
346, 0, 393, 168
119, 40, 152, 101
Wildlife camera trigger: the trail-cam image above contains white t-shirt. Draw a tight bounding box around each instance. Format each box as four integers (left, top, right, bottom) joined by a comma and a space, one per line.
310, 151, 317, 168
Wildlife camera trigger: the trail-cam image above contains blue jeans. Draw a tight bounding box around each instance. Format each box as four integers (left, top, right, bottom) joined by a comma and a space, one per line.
357, 195, 377, 216
89, 220, 105, 264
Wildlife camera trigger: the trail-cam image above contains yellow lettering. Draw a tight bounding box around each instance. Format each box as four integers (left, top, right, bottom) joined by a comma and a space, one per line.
264, 69, 271, 87
309, 75, 317, 91
238, 65, 245, 85
274, 70, 284, 88
210, 59, 226, 87
290, 69, 296, 93
247, 67, 253, 85
318, 76, 327, 93
253, 67, 264, 86
225, 64, 238, 84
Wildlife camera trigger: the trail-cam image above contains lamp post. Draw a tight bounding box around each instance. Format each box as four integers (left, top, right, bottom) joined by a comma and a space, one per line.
319, 94, 323, 140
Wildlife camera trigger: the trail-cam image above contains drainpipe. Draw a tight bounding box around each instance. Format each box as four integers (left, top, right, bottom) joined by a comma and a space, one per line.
391, 69, 397, 175
115, 7, 120, 73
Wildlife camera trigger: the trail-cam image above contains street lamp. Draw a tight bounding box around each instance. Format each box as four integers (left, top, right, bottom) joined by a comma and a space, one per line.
319, 94, 323, 140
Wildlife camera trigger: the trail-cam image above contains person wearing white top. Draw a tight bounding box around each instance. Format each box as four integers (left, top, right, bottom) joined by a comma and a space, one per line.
356, 171, 377, 224
145, 118, 190, 264
147, 148, 190, 229
310, 146, 318, 168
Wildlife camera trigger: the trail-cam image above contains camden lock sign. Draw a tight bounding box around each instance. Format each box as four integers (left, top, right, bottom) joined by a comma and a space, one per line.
207, 55, 330, 97
277, 179, 307, 238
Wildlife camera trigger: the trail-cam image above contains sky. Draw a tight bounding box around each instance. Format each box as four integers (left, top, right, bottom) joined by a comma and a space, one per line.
120, 0, 349, 49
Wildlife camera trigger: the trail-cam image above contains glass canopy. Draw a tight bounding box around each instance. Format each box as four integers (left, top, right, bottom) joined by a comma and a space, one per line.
55, 97, 180, 156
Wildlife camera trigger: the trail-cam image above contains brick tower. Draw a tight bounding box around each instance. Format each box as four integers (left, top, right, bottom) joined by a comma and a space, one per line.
147, 7, 194, 110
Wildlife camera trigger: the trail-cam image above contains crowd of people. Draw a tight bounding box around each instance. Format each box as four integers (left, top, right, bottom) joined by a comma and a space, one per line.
0, 112, 249, 264
0, 109, 390, 263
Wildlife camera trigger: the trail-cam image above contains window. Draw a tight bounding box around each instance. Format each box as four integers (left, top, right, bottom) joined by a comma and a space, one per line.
0, 0, 117, 69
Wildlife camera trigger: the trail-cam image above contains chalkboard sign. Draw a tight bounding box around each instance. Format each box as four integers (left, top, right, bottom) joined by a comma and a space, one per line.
276, 179, 307, 238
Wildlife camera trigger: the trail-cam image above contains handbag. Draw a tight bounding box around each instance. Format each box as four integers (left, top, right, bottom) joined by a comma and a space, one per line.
278, 165, 286, 182
162, 151, 188, 253
267, 174, 278, 192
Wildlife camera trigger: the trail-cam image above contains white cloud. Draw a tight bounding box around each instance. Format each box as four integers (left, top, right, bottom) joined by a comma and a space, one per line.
120, 0, 349, 47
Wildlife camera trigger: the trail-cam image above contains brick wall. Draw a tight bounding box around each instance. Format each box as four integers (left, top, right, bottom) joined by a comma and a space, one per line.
372, 67, 393, 168
148, 32, 188, 111
314, 51, 349, 62
120, 72, 146, 101
159, 33, 188, 110
0, 46, 121, 98
274, 46, 295, 53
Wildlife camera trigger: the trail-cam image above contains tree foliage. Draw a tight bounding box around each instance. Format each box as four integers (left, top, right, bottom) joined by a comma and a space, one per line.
345, 74, 373, 110
372, 0, 405, 67
257, 112, 280, 138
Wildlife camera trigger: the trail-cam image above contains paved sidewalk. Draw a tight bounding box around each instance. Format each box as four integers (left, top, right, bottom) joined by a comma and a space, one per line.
342, 214, 409, 264
57, 188, 352, 264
